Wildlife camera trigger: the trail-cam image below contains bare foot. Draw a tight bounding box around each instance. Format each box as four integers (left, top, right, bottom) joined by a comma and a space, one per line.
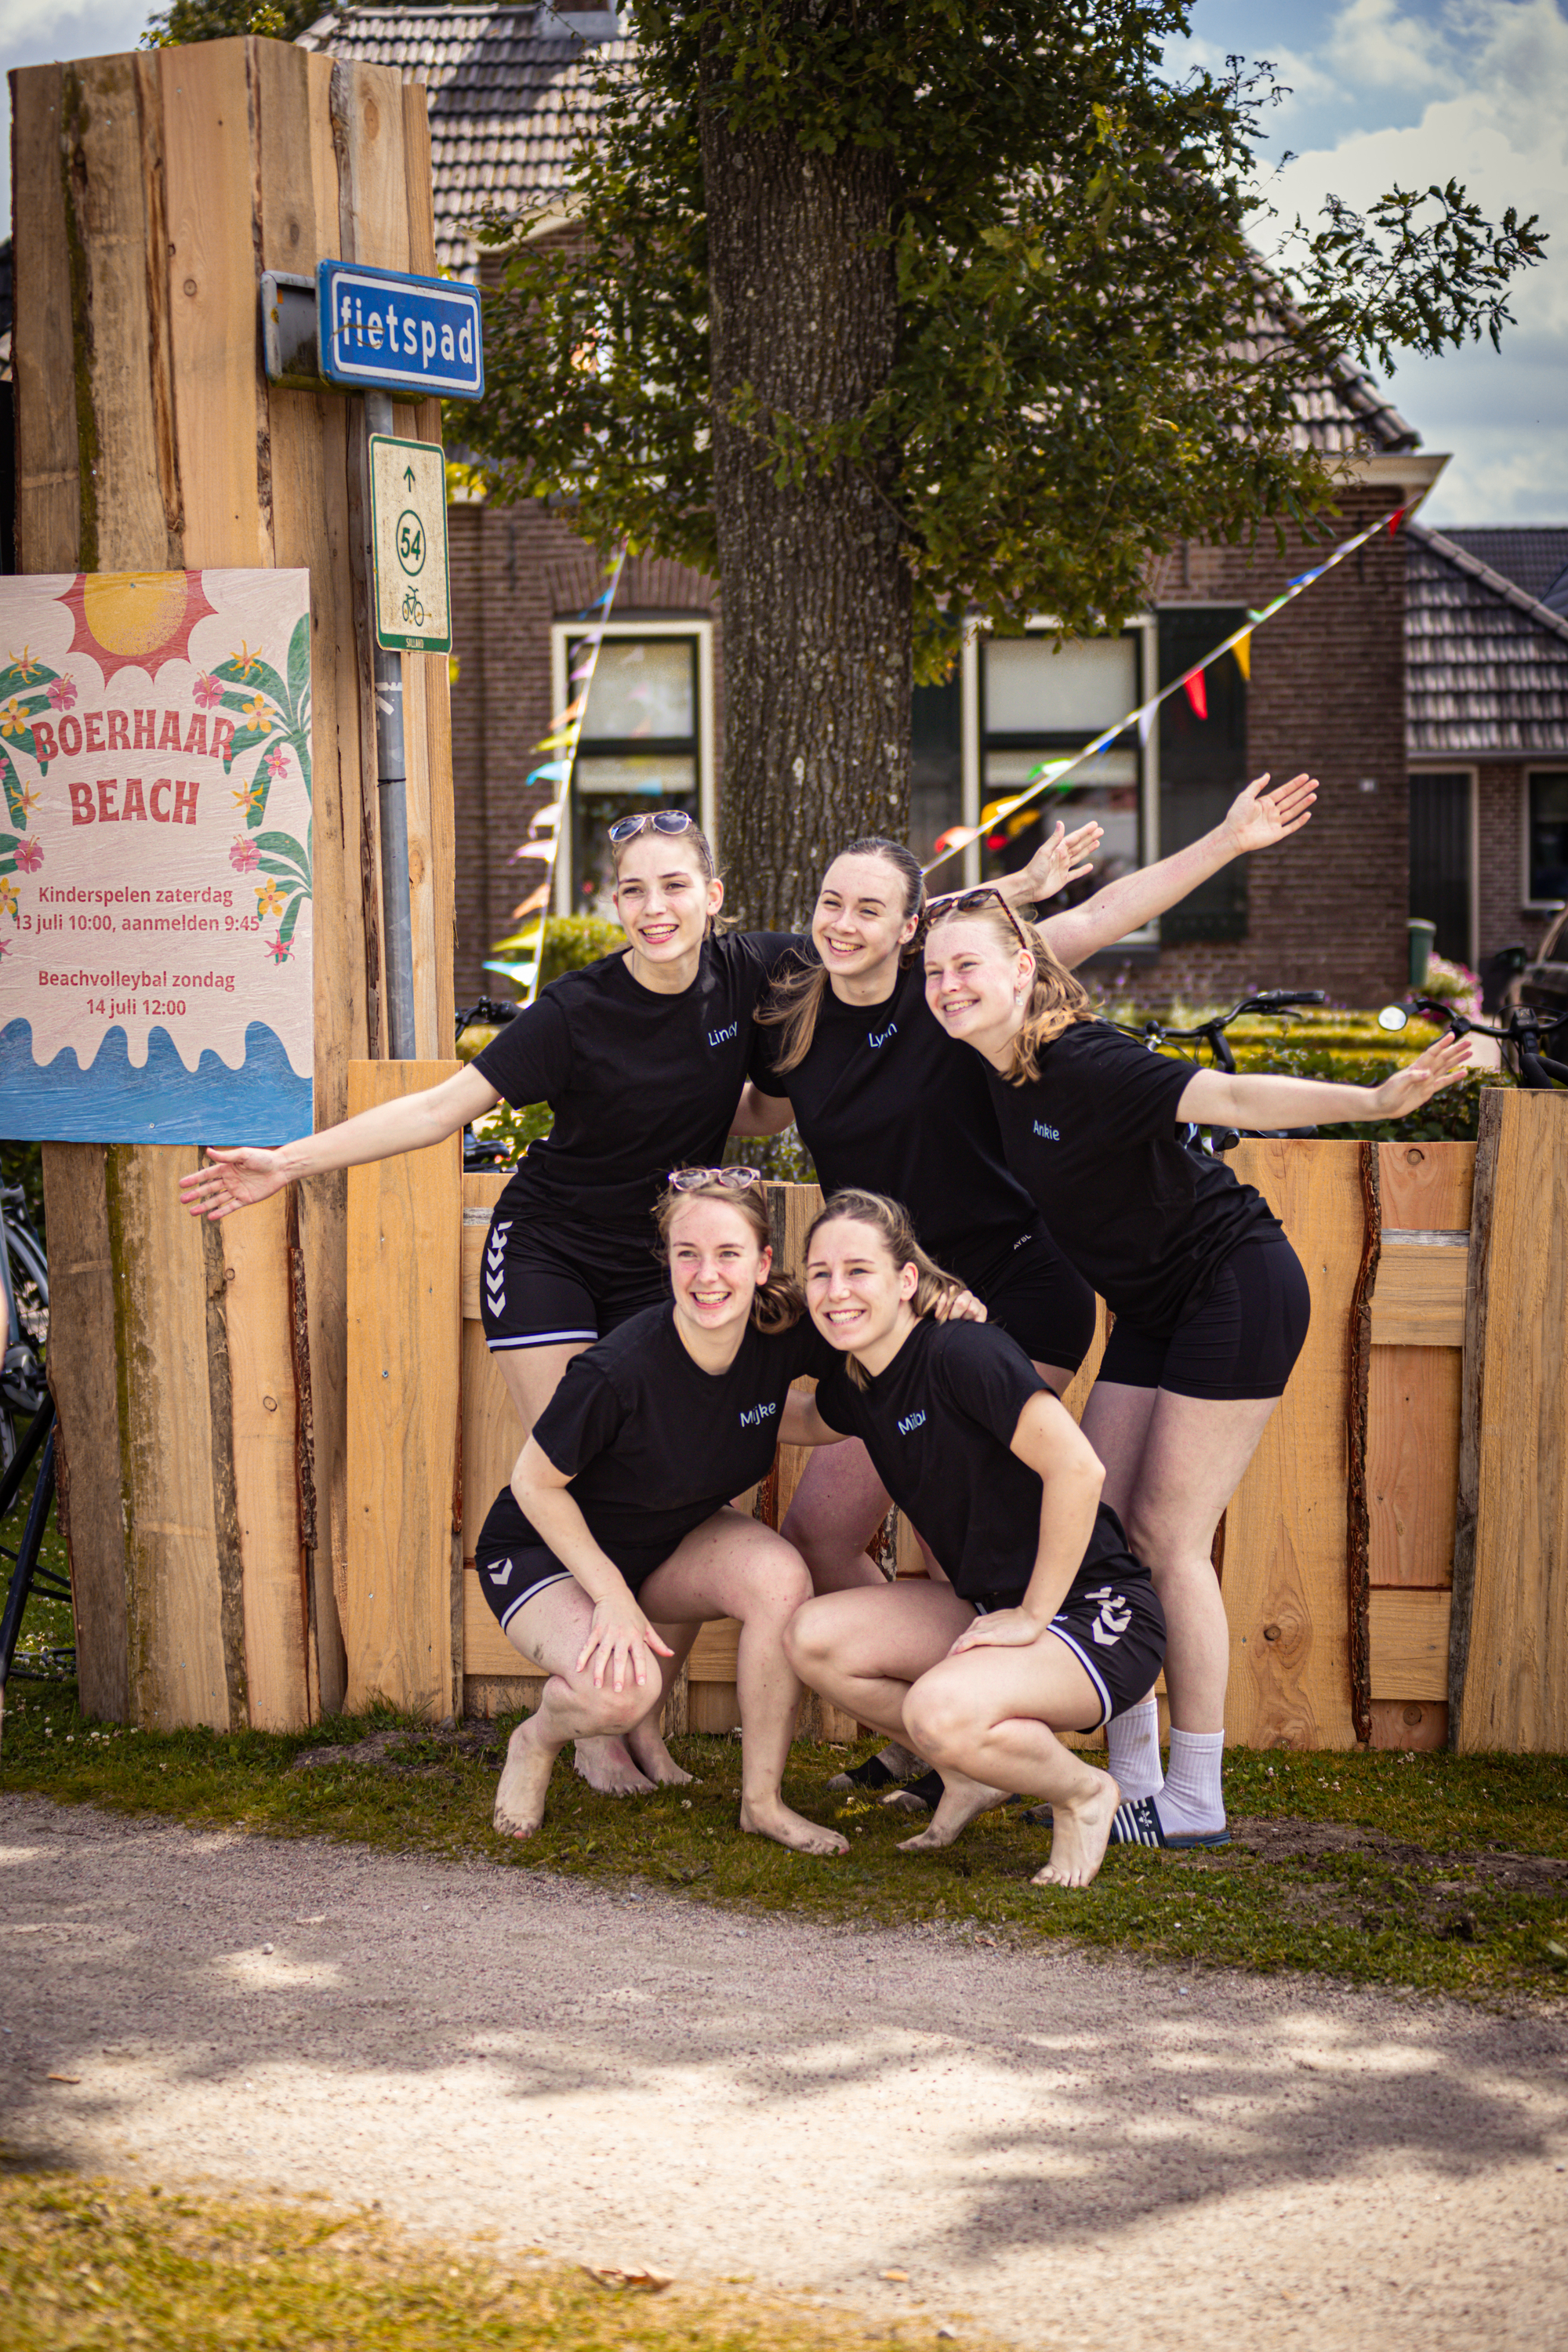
739, 1796, 849, 1856
493, 1719, 557, 1840
572, 1735, 656, 1797
1031, 1769, 1120, 1889
625, 1719, 694, 1788
897, 1769, 1009, 1853
827, 1741, 921, 1791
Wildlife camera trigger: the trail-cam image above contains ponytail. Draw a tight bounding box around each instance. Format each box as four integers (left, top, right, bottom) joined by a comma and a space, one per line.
653, 1175, 805, 1333
804, 1189, 965, 1388
757, 837, 925, 1073
924, 897, 1094, 1082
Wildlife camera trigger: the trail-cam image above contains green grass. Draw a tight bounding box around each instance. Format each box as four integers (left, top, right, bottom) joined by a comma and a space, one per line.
0, 2172, 966, 2352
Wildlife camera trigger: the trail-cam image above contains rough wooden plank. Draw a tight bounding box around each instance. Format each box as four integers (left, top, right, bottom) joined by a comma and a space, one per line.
1367, 1344, 1461, 1588
59, 54, 174, 569
1377, 1140, 1475, 1233
345, 1060, 461, 1716
1369, 1243, 1469, 1346
160, 39, 271, 566
1221, 1141, 1364, 1750
1060, 1294, 1108, 1425
40, 1147, 128, 1723
461, 1315, 522, 1590
1343, 1142, 1381, 1743
1369, 1697, 1448, 1751
103, 1145, 229, 1730
1369, 1588, 1451, 1703
223, 1195, 310, 1730
464, 1569, 523, 1679
1452, 1092, 1568, 1752
11, 62, 82, 571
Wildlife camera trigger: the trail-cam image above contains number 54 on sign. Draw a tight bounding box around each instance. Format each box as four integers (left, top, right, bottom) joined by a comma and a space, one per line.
368, 434, 452, 655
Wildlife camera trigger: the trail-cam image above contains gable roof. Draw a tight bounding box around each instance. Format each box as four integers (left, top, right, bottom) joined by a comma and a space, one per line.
1438, 527, 1568, 618
1406, 517, 1568, 758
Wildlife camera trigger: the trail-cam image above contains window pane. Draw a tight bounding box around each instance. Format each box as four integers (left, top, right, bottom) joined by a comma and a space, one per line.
981, 752, 1139, 899
572, 756, 698, 919
575, 637, 695, 740
1157, 610, 1249, 942
1529, 771, 1568, 902
984, 635, 1137, 735
910, 671, 964, 867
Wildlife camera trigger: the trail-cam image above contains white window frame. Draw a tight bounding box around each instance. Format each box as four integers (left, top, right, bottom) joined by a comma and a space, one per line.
548, 617, 716, 913
1522, 763, 1568, 914
964, 614, 1158, 938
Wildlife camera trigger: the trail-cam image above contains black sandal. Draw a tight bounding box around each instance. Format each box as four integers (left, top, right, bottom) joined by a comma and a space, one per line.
881, 1767, 946, 1813
827, 1753, 906, 1793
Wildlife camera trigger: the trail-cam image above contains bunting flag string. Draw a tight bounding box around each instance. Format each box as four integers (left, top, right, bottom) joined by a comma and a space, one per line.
485, 544, 629, 1002
923, 495, 1418, 879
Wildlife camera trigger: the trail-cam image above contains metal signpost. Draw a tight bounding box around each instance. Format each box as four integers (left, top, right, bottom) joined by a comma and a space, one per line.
261, 261, 483, 1057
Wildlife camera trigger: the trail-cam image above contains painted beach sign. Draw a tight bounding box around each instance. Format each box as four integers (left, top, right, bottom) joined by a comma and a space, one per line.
0, 570, 314, 1145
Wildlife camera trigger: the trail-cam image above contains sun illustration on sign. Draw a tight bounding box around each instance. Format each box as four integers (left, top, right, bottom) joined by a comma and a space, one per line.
58, 571, 219, 683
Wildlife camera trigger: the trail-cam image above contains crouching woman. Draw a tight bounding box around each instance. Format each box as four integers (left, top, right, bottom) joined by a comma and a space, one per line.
783, 1192, 1165, 1889
480, 1170, 848, 1857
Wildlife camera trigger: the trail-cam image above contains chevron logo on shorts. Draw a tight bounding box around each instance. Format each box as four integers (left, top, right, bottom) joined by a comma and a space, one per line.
485, 1221, 510, 1319
487, 1556, 514, 1588
1083, 1584, 1132, 1647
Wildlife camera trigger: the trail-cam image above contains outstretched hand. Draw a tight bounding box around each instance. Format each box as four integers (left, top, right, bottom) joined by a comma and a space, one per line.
1373, 1031, 1472, 1120
1220, 771, 1318, 856
178, 1145, 292, 1223
1004, 818, 1103, 906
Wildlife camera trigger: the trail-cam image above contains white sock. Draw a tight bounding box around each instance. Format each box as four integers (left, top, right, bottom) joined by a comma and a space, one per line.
1155, 1728, 1226, 1836
1105, 1696, 1163, 1803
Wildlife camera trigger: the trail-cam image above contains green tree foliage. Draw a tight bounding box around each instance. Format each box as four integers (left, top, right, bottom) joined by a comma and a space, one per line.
143, 0, 332, 47
470, 0, 1543, 667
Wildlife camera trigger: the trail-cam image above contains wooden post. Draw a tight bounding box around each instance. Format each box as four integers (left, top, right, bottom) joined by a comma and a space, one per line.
10, 42, 456, 1726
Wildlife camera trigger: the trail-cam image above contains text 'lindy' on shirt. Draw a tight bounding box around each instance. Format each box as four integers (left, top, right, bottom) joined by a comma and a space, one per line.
474, 931, 799, 1258
750, 952, 1041, 1284
524, 1301, 839, 1566
814, 1316, 1134, 1607
983, 1018, 1279, 1337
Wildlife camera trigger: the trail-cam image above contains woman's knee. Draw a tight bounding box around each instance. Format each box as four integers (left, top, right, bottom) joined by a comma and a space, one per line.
782, 1594, 839, 1679
902, 1675, 981, 1768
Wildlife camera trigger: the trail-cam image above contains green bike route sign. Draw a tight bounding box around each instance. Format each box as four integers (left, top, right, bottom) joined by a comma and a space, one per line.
368, 434, 452, 655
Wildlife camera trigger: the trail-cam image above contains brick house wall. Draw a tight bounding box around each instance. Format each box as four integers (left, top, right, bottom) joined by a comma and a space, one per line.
1476, 760, 1560, 965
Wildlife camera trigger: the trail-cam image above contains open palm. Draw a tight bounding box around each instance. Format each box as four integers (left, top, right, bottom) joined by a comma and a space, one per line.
177, 1146, 291, 1223
1221, 771, 1318, 855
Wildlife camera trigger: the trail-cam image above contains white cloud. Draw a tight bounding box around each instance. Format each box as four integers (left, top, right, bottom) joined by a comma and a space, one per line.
1327, 0, 1458, 89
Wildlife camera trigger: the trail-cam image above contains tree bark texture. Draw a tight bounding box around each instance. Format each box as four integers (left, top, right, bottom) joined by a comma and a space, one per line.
700, 13, 911, 929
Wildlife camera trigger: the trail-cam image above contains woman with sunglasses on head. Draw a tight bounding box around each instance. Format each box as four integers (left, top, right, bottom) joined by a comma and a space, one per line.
781, 1190, 1165, 1888
478, 1166, 855, 1854
731, 773, 1316, 1791
920, 895, 1469, 1849
179, 809, 800, 1797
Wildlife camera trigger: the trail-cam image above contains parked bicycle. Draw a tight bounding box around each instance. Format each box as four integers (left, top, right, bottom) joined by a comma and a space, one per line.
0, 1178, 72, 1701
1380, 994, 1568, 1091
455, 997, 518, 1170
1116, 989, 1329, 1152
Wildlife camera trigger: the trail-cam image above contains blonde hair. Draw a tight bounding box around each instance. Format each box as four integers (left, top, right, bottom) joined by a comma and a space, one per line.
924, 897, 1094, 1082
804, 1189, 964, 1388
758, 838, 925, 1074
610, 814, 733, 934
654, 1176, 804, 1334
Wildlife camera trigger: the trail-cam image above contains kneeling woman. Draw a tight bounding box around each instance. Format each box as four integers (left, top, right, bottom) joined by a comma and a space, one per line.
479, 1170, 848, 1857
783, 1192, 1165, 1890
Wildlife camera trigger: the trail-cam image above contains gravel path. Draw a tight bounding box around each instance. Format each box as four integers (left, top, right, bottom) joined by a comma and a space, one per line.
4, 1791, 1566, 2349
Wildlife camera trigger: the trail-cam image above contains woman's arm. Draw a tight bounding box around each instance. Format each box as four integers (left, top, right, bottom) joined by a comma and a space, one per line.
1037, 771, 1318, 971
947, 1392, 1105, 1653
730, 1082, 797, 1138
1176, 1031, 1471, 1131
179, 1063, 502, 1222
511, 1436, 673, 1693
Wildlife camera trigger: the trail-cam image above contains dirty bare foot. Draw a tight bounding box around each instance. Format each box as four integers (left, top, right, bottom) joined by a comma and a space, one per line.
625, 1719, 694, 1788
897, 1769, 1010, 1852
739, 1797, 849, 1857
1031, 1769, 1120, 1889
572, 1736, 657, 1797
493, 1719, 558, 1840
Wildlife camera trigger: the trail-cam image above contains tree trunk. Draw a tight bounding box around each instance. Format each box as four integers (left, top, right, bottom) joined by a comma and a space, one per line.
699, 9, 910, 931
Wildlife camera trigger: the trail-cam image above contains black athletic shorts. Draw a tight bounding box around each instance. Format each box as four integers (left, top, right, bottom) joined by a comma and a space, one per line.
473, 1485, 671, 1635
965, 1222, 1098, 1377
480, 1210, 668, 1353
971, 1565, 1167, 1730
1098, 1232, 1311, 1402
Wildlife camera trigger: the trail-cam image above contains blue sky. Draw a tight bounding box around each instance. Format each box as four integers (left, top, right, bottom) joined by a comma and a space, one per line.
3, 0, 1564, 524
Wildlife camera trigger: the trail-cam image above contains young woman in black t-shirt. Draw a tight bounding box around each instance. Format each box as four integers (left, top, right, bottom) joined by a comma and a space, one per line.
780, 1191, 1165, 1890
178, 812, 795, 1798
481, 1170, 848, 1854
922, 895, 1469, 1848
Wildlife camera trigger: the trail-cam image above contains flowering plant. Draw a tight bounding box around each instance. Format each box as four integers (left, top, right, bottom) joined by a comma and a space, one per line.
1421, 952, 1483, 1020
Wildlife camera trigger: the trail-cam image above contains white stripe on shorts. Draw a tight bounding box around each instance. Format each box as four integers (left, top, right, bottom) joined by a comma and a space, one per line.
487, 1329, 597, 1351
1047, 1619, 1113, 1729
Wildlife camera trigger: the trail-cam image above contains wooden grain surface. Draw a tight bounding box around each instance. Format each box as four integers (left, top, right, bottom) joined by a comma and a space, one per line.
40, 1148, 129, 1723
1368, 1243, 1468, 1346
345, 1061, 462, 1717
1377, 1141, 1475, 1232
1369, 1588, 1451, 1703
1368, 1697, 1448, 1751
1451, 1092, 1568, 1751
1367, 1344, 1461, 1588
1220, 1141, 1363, 1749
12, 64, 82, 571
223, 1197, 310, 1730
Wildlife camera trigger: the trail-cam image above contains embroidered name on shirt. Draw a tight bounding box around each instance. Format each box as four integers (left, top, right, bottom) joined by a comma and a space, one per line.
897, 1410, 927, 1436
1033, 1120, 1061, 1140
739, 1400, 779, 1429
708, 1021, 739, 1048
868, 1022, 898, 1048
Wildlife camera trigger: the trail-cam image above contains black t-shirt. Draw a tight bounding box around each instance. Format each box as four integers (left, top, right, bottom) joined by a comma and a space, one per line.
474, 931, 797, 1250
751, 952, 1039, 1283
814, 1316, 1133, 1606
983, 1020, 1279, 1336
525, 1302, 838, 1567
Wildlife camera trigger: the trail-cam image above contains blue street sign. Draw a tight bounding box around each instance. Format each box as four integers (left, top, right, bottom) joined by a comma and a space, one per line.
316, 261, 485, 401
